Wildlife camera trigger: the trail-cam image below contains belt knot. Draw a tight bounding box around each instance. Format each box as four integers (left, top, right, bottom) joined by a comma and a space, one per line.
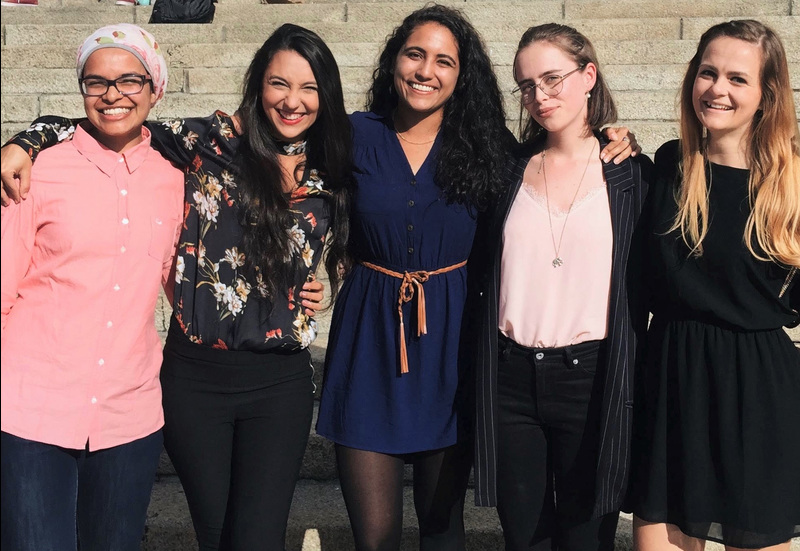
361, 260, 466, 374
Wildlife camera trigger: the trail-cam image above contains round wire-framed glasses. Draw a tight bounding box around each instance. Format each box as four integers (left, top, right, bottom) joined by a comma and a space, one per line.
511, 64, 586, 105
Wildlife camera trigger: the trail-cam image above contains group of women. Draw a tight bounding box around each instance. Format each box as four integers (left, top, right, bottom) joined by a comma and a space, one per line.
0, 5, 797, 551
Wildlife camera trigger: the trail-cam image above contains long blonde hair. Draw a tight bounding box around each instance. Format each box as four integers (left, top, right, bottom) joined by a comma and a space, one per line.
674, 20, 800, 267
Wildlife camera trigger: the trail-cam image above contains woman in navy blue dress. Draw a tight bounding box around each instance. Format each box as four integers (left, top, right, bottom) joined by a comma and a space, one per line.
316, 6, 637, 550
316, 6, 512, 550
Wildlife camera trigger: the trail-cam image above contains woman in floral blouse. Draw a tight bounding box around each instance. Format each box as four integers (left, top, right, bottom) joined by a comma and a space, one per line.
1, 23, 353, 551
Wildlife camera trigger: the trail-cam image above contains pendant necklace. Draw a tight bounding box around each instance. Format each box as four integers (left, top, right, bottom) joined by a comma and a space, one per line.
540, 140, 597, 268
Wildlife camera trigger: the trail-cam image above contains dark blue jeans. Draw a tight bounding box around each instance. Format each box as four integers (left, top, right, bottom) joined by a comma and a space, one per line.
1, 430, 162, 551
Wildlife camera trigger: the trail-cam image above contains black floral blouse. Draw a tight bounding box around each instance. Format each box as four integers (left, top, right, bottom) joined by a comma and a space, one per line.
9, 112, 332, 352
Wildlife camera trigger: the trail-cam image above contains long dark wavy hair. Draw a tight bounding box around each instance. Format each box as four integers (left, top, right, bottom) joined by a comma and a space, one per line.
236, 23, 353, 303
367, 4, 513, 210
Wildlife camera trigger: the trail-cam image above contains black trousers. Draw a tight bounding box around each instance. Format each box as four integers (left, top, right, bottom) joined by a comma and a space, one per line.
496, 335, 618, 551
160, 331, 314, 551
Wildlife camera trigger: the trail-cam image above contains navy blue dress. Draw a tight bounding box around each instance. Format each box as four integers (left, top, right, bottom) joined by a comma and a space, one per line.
316, 111, 477, 453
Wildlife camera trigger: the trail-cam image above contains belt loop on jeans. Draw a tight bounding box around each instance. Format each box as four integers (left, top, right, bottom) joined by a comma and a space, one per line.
564, 346, 574, 366
361, 259, 467, 374
498, 332, 513, 361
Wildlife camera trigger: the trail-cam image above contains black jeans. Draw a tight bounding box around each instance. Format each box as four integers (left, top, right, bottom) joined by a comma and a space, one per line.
1, 430, 162, 551
496, 336, 618, 551
160, 333, 314, 551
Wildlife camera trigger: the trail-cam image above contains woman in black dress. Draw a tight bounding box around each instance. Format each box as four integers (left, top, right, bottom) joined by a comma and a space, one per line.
630, 20, 800, 551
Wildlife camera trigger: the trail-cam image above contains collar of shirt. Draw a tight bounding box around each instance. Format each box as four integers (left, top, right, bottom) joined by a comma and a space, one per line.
71, 123, 155, 177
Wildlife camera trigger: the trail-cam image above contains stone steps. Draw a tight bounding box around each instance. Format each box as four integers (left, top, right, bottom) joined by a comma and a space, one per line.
1, 0, 792, 26
4, 16, 799, 47
3, 0, 798, 155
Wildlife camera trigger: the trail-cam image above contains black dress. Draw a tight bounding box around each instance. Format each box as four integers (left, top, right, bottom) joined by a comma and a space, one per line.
630, 140, 800, 548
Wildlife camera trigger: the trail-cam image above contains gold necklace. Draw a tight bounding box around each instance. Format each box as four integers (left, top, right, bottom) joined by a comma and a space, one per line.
396, 130, 436, 146
541, 140, 597, 268
392, 111, 438, 145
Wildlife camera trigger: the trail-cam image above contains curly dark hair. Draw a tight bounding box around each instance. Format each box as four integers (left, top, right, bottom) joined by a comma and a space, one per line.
367, 4, 513, 210
236, 23, 353, 303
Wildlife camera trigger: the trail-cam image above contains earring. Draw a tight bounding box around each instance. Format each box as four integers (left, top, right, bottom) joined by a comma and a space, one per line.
586, 92, 591, 99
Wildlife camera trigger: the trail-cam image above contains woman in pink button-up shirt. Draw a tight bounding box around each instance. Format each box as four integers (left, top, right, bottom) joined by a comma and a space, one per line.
0, 24, 183, 551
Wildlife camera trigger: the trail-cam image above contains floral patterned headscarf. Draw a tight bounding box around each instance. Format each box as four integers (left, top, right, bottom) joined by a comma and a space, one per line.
76, 24, 168, 105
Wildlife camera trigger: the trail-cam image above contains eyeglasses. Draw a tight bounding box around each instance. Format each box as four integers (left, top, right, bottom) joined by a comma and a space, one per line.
79, 74, 152, 97
511, 64, 586, 105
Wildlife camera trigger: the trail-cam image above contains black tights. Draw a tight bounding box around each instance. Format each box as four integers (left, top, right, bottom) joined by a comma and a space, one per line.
335, 441, 472, 551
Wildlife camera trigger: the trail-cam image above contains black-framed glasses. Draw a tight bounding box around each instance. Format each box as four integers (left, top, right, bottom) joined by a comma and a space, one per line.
79, 74, 152, 97
511, 64, 586, 105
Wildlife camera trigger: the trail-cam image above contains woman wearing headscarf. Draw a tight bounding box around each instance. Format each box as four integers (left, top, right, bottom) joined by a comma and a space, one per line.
0, 24, 183, 551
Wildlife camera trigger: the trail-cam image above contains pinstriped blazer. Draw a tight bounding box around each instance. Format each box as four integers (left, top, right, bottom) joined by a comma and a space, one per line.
470, 134, 652, 516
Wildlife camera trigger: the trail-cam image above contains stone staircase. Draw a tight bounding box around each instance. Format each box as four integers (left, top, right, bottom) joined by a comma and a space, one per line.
2, 0, 799, 154
2, 1, 799, 549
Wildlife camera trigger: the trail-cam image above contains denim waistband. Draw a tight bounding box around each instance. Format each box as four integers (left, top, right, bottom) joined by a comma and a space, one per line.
498, 332, 607, 363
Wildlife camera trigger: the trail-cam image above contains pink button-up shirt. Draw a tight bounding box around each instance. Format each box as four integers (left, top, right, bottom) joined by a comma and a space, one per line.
1, 124, 183, 451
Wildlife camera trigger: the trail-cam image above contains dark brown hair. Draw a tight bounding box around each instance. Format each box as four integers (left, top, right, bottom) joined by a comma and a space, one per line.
514, 23, 617, 143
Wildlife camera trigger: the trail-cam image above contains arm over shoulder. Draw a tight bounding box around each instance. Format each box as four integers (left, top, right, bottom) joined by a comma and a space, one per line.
148, 111, 237, 170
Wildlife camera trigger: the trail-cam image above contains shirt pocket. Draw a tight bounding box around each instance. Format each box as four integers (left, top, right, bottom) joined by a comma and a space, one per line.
147, 216, 179, 264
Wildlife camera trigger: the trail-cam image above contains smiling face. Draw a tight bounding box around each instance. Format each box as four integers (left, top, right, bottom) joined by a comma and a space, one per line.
692, 36, 763, 144
514, 40, 596, 138
261, 49, 319, 142
82, 48, 156, 153
392, 22, 460, 120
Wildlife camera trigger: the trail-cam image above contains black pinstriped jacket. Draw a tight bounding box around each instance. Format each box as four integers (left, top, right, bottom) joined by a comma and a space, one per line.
469, 134, 652, 516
